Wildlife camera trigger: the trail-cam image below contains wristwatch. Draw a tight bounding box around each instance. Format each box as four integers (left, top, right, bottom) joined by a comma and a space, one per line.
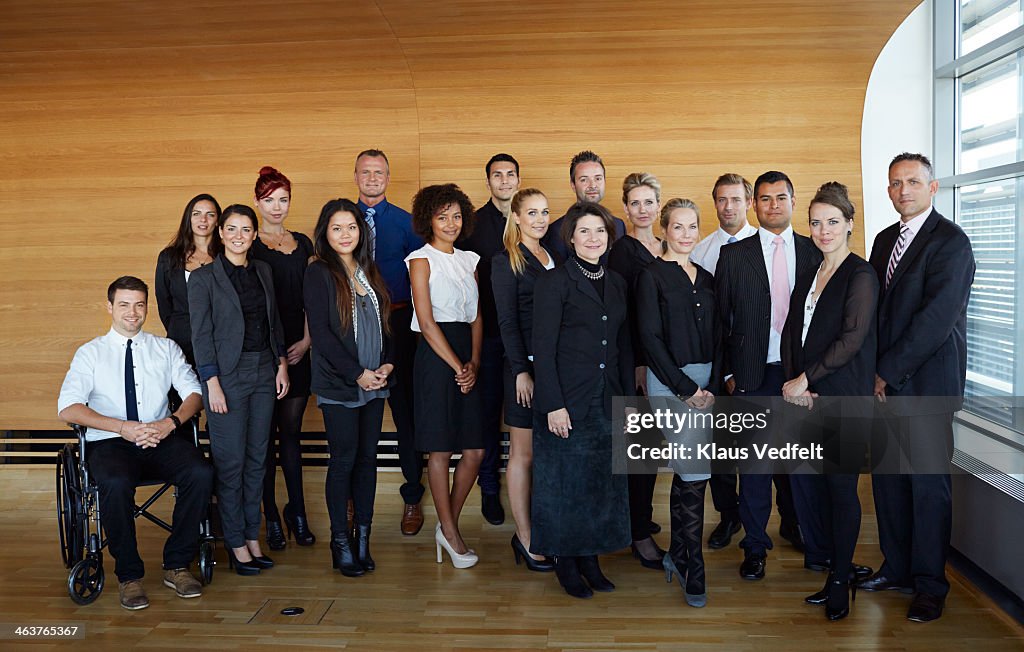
169, 414, 182, 429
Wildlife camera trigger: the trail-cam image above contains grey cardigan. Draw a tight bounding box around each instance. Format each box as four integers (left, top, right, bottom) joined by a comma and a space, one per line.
188, 255, 287, 381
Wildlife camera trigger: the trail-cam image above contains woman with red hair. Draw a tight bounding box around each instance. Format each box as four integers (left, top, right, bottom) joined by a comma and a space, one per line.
251, 166, 317, 550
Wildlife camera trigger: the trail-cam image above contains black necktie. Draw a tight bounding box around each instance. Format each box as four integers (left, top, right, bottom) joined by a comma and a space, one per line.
125, 339, 139, 422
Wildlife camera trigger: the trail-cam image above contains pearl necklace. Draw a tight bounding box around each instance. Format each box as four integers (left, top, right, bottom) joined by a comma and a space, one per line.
574, 258, 605, 280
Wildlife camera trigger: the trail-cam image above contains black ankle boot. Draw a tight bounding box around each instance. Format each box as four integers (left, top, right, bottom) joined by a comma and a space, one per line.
284, 503, 316, 546
577, 555, 615, 592
554, 556, 593, 599
356, 524, 375, 572
266, 519, 286, 551
330, 533, 365, 577
825, 576, 853, 621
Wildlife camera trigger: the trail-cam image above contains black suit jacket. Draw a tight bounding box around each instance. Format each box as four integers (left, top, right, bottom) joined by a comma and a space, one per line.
155, 248, 194, 365
532, 261, 634, 423
715, 230, 822, 392
868, 209, 975, 411
304, 261, 395, 402
460, 200, 506, 339
782, 254, 878, 397
187, 255, 286, 381
491, 244, 562, 377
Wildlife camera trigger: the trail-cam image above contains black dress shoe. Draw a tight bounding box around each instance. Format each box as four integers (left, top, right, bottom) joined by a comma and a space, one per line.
577, 555, 615, 592
249, 554, 274, 569
511, 534, 554, 572
907, 592, 944, 623
739, 553, 766, 580
804, 559, 830, 572
779, 523, 805, 553
856, 571, 913, 594
648, 521, 662, 535
226, 549, 261, 576
481, 493, 505, 525
707, 519, 741, 549
851, 564, 873, 581
631, 540, 666, 570
804, 559, 873, 580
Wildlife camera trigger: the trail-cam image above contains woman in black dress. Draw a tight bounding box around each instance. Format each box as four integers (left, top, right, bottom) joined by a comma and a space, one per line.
636, 198, 719, 608
305, 198, 393, 576
155, 194, 222, 367
406, 184, 484, 569
781, 181, 878, 621
491, 188, 558, 573
607, 172, 665, 569
532, 201, 633, 599
251, 166, 316, 550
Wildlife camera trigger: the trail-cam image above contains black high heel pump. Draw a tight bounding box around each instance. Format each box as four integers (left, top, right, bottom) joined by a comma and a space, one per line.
226, 548, 261, 576
511, 534, 554, 572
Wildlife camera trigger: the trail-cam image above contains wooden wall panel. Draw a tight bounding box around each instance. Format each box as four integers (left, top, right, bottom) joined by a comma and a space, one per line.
0, 0, 920, 429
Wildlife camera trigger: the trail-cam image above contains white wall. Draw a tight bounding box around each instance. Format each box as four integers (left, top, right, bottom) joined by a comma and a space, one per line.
861, 0, 933, 255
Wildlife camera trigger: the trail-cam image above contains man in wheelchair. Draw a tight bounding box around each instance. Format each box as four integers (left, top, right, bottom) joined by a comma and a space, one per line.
58, 276, 213, 610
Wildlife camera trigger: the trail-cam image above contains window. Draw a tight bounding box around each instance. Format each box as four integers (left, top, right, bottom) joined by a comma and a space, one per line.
937, 1, 1024, 433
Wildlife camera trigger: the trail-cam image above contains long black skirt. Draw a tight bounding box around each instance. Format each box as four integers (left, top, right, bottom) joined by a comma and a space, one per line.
530, 379, 630, 556
413, 322, 484, 452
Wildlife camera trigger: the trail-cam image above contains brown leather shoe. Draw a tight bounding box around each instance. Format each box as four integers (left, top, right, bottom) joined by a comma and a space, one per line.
163, 568, 202, 598
401, 503, 424, 536
119, 579, 149, 610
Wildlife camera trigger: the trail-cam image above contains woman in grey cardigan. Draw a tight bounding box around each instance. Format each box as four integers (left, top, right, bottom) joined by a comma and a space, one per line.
188, 204, 289, 576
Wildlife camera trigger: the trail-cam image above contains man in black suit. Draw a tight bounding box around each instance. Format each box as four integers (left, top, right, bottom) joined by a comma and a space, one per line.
857, 153, 975, 623
715, 171, 823, 579
542, 150, 627, 262
459, 152, 521, 525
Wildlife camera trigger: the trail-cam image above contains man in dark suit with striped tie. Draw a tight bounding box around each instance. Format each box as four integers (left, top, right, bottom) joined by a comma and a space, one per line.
858, 153, 975, 623
715, 171, 822, 580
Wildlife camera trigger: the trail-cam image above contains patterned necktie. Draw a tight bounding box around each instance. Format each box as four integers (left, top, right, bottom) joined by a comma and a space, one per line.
886, 224, 910, 288
364, 207, 377, 258
771, 236, 789, 334
125, 339, 139, 422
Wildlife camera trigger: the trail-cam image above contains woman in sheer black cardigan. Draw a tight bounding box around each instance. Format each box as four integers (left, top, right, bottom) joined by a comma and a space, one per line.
491, 189, 559, 573
781, 182, 878, 621
531, 201, 633, 599
155, 194, 222, 367
635, 198, 720, 608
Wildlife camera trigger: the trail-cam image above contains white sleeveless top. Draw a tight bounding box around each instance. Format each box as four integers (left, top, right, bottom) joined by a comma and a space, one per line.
404, 244, 480, 332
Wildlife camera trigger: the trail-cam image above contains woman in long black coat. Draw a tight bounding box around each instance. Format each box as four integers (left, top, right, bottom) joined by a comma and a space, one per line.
532, 200, 633, 599
781, 181, 878, 621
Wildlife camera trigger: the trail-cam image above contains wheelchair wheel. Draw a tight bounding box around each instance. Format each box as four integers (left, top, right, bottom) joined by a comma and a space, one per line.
198, 541, 214, 586
56, 445, 85, 569
68, 555, 104, 605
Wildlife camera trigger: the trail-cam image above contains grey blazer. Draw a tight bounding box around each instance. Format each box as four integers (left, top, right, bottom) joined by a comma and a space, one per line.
187, 255, 286, 381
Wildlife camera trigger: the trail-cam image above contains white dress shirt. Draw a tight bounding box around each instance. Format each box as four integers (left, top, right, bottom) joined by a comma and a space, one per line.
58, 328, 201, 442
893, 206, 932, 256
405, 244, 480, 332
690, 222, 758, 274
758, 226, 796, 364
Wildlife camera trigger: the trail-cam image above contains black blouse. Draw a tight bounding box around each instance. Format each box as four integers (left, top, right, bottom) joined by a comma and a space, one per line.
635, 258, 721, 397
252, 232, 314, 347
607, 235, 658, 367
224, 258, 271, 353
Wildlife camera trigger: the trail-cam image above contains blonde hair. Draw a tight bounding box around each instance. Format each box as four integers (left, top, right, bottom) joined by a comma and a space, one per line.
503, 188, 547, 275
621, 172, 662, 205
659, 198, 701, 253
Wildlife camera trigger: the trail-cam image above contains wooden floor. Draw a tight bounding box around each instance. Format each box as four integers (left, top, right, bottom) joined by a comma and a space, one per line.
2, 468, 1021, 651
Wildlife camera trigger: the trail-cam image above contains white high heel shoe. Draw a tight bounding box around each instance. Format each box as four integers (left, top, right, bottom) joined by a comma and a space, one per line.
435, 523, 479, 569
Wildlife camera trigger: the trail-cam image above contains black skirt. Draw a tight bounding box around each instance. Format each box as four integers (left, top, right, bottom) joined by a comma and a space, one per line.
530, 378, 630, 556
414, 322, 484, 452
283, 349, 312, 399
502, 359, 534, 429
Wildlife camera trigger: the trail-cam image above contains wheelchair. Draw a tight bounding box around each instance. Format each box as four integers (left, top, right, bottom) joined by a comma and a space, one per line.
56, 418, 217, 604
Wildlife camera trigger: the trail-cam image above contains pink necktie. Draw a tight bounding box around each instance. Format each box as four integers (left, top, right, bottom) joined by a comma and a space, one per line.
771, 236, 789, 333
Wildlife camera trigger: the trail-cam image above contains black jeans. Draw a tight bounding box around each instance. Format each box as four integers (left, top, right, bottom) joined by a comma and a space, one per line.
389, 304, 424, 505
321, 399, 384, 535
88, 433, 213, 582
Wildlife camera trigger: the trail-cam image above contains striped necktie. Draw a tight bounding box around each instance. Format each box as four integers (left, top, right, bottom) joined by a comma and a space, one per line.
364, 207, 377, 258
885, 224, 910, 287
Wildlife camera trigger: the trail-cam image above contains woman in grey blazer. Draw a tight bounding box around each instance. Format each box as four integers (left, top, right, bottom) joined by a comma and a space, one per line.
188, 204, 289, 576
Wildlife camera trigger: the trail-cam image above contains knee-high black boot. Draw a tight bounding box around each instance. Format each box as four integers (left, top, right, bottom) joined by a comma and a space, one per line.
670, 475, 708, 607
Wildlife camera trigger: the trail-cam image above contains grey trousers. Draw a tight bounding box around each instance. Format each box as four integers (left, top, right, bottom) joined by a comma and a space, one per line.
205, 350, 276, 548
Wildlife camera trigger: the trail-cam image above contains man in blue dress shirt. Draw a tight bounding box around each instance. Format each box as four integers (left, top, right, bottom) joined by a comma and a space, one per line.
354, 149, 426, 535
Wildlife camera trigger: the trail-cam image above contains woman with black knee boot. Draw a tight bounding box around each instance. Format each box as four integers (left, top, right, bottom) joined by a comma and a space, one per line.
532, 201, 633, 599
305, 198, 393, 576
635, 198, 720, 608
781, 182, 877, 621
251, 166, 316, 549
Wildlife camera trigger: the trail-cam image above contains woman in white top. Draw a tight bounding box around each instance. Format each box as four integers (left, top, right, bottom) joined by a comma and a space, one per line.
405, 183, 484, 569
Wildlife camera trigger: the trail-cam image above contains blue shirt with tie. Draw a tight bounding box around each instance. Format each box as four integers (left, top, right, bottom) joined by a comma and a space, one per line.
357, 198, 423, 304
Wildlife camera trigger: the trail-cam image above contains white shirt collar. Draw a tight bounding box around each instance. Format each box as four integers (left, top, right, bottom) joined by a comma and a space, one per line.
757, 225, 794, 248
717, 223, 755, 242
103, 327, 149, 346
900, 206, 932, 235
